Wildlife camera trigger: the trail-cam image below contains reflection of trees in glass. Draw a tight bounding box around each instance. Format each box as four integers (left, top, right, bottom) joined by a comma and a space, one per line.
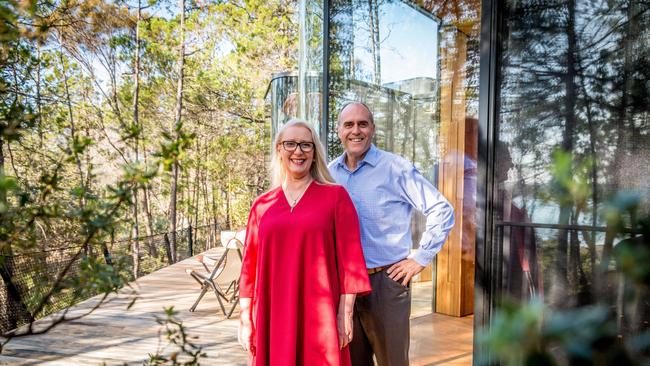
297, 0, 324, 130
497, 0, 650, 314
425, 0, 481, 118
327, 0, 443, 166
300, 0, 324, 73
327, 0, 353, 158
368, 0, 382, 85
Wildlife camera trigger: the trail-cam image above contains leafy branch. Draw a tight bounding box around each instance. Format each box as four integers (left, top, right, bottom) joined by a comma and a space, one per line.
145, 307, 206, 366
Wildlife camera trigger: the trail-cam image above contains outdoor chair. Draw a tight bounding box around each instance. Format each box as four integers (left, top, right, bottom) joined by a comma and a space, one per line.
185, 230, 245, 318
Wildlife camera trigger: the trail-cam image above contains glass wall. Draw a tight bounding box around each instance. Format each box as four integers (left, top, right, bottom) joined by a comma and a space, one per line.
328, 1, 442, 317
266, 72, 321, 141
275, 0, 649, 361
327, 0, 481, 322
326, 2, 481, 362
266, 0, 324, 141
490, 0, 650, 335
327, 0, 441, 170
298, 0, 325, 135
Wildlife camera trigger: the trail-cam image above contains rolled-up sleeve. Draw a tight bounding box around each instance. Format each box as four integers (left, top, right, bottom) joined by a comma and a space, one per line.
400, 166, 455, 266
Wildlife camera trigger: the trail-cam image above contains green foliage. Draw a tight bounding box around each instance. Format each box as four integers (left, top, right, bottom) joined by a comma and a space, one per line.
157, 123, 196, 172
0, 174, 21, 215
0, 1, 42, 45
146, 307, 206, 366
608, 193, 650, 289
603, 192, 645, 235
546, 149, 592, 211
479, 186, 650, 365
477, 300, 549, 366
615, 236, 650, 289
478, 299, 644, 366
0, 101, 37, 143
0, 0, 296, 356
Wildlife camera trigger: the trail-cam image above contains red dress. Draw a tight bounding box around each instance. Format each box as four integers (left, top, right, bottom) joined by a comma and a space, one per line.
239, 182, 371, 366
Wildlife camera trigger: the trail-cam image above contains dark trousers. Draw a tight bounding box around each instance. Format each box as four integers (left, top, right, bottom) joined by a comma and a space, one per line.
350, 270, 411, 366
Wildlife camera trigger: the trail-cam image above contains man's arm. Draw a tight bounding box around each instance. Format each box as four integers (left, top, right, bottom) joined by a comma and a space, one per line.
388, 164, 455, 285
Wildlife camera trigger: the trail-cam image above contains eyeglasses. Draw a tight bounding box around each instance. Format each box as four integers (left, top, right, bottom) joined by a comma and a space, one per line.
281, 141, 315, 153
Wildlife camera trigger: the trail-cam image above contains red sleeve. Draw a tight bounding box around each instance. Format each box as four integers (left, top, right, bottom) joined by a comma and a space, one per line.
239, 201, 260, 298
334, 186, 371, 296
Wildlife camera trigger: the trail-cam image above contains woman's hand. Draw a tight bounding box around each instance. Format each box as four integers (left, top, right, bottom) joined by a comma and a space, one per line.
337, 309, 353, 349
238, 319, 253, 354
238, 298, 255, 355
337, 294, 356, 349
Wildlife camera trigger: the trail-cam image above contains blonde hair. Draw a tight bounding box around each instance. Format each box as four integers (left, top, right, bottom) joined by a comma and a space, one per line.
270, 119, 335, 188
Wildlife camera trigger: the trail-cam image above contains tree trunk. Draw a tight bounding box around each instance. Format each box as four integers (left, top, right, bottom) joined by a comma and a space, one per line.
170, 167, 179, 262
184, 160, 191, 228
168, 0, 186, 263
59, 45, 86, 198
368, 0, 381, 85
225, 188, 231, 230
599, 0, 636, 299
36, 45, 44, 147
203, 170, 213, 247
553, 0, 577, 307
141, 149, 157, 257
192, 142, 201, 234
131, 0, 142, 278
212, 181, 219, 247
577, 52, 599, 279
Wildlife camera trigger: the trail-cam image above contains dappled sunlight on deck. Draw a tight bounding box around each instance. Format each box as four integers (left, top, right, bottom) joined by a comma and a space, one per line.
0, 248, 472, 365
0, 247, 247, 365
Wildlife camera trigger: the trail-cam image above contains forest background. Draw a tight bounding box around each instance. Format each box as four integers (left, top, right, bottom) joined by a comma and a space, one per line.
1, 0, 296, 335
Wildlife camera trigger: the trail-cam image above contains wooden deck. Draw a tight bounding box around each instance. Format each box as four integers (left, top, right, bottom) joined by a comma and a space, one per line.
0, 249, 472, 365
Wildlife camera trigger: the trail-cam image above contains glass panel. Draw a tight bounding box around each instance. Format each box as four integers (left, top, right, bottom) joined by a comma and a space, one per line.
327, 0, 441, 170
267, 73, 297, 140
329, 1, 443, 321
328, 0, 481, 363
494, 0, 650, 336
298, 0, 324, 133
267, 0, 323, 140
267, 72, 321, 141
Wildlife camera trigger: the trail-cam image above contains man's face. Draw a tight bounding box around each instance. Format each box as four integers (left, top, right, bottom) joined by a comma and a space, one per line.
337, 104, 375, 160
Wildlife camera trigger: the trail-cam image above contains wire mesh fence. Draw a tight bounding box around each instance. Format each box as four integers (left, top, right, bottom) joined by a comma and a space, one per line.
0, 223, 222, 334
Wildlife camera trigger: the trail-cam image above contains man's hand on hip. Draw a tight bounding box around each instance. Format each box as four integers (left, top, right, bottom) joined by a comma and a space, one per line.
386, 258, 425, 286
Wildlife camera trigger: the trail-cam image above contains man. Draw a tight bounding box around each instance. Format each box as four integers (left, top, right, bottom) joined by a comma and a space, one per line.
328, 102, 455, 366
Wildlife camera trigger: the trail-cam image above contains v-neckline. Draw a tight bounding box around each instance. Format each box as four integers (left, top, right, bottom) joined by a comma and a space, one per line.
281, 180, 314, 212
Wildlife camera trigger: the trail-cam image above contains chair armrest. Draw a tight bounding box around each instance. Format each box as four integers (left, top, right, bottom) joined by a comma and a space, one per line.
185, 268, 209, 285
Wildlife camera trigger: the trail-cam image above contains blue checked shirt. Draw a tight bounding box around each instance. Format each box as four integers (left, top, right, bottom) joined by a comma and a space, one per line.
328, 144, 455, 268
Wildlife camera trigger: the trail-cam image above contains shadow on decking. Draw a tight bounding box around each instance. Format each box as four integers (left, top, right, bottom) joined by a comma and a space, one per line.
0, 247, 473, 365
0, 247, 247, 365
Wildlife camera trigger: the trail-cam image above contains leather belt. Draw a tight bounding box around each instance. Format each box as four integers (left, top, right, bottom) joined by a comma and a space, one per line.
367, 265, 390, 275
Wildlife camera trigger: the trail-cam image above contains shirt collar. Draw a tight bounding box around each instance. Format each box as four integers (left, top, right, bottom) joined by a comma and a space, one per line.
335, 144, 379, 170
363, 144, 379, 167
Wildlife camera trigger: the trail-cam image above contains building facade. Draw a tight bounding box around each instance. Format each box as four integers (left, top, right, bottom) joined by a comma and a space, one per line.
268, 0, 650, 361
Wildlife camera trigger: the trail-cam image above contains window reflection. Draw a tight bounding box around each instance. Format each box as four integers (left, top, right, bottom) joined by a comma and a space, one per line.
328, 0, 481, 318
328, 0, 442, 169
495, 0, 650, 337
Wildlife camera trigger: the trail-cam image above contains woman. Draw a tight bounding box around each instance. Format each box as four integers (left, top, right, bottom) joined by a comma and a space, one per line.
238, 120, 371, 365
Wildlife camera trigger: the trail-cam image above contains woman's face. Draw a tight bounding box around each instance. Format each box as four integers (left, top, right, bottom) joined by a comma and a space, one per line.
277, 125, 315, 180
